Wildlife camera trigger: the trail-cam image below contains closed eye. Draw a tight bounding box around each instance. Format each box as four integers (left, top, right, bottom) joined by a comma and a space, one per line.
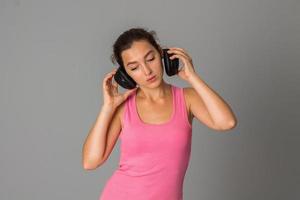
131, 57, 155, 71
148, 57, 155, 62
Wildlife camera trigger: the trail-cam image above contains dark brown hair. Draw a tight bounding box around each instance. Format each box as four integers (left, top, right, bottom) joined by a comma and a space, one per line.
110, 26, 162, 68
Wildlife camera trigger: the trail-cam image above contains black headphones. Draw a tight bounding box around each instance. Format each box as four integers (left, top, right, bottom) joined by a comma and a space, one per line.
113, 48, 179, 89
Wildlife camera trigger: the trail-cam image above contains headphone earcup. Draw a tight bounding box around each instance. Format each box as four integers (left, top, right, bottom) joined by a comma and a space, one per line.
113, 48, 179, 89
114, 66, 137, 89
162, 48, 179, 76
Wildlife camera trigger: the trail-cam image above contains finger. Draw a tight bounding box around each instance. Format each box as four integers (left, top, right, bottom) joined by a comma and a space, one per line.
104, 74, 113, 84
112, 76, 118, 90
178, 66, 184, 72
103, 75, 113, 88
169, 53, 189, 64
112, 78, 118, 87
107, 67, 118, 76
102, 68, 118, 88
106, 70, 117, 78
169, 47, 189, 54
103, 72, 116, 89
168, 49, 191, 60
104, 71, 117, 83
168, 48, 192, 61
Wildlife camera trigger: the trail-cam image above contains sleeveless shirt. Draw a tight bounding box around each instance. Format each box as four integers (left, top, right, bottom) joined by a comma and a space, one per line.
99, 84, 192, 200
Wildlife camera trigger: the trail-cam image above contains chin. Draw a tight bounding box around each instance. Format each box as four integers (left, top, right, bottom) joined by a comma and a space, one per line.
149, 78, 165, 88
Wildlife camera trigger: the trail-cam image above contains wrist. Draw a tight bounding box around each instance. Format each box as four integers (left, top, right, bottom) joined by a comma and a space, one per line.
188, 73, 201, 85
101, 104, 116, 114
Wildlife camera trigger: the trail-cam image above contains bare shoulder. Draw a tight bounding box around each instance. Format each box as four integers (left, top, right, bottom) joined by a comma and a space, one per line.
183, 87, 218, 130
183, 87, 196, 110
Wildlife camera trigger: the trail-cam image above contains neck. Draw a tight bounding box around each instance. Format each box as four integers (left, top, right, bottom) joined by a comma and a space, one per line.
136, 81, 171, 101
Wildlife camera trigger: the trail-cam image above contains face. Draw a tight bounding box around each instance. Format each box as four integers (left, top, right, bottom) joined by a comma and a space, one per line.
121, 40, 164, 88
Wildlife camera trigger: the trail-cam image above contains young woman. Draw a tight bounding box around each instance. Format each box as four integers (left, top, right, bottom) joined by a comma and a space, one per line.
82, 27, 237, 200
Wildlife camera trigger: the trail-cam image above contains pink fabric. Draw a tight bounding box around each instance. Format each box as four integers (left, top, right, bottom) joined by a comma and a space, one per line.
99, 84, 192, 200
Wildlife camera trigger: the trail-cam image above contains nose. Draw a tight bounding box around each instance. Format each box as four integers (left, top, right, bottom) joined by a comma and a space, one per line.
141, 63, 152, 76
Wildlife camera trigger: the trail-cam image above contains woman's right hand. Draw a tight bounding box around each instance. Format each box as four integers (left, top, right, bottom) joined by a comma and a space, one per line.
102, 68, 138, 110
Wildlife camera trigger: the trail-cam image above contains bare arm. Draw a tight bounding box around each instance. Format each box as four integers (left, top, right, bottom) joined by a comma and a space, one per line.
187, 74, 237, 131
166, 47, 237, 131
81, 68, 137, 170
82, 105, 117, 170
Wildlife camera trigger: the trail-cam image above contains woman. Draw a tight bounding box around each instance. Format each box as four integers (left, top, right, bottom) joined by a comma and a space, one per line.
82, 27, 237, 200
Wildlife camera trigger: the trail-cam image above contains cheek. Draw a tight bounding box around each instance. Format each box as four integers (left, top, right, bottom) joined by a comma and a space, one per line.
131, 71, 144, 82
154, 60, 163, 70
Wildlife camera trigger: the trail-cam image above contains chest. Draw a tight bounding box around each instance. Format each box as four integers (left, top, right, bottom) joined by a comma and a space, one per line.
136, 98, 173, 125
135, 97, 192, 125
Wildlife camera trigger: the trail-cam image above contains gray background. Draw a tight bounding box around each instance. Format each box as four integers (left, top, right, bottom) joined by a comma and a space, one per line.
1, 0, 299, 199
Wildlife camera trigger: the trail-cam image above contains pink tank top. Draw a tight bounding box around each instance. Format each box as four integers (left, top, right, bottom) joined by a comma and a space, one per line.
99, 84, 192, 200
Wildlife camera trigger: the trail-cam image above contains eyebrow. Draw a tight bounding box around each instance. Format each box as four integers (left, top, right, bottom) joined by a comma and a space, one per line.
126, 50, 154, 67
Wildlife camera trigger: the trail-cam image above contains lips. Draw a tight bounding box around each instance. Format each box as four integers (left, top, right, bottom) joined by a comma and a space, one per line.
147, 75, 156, 81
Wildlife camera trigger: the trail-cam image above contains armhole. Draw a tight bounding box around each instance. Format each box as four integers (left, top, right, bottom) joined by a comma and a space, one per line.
182, 88, 192, 128
119, 99, 127, 130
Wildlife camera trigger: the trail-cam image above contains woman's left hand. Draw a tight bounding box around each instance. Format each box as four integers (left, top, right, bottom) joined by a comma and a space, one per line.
167, 47, 198, 82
